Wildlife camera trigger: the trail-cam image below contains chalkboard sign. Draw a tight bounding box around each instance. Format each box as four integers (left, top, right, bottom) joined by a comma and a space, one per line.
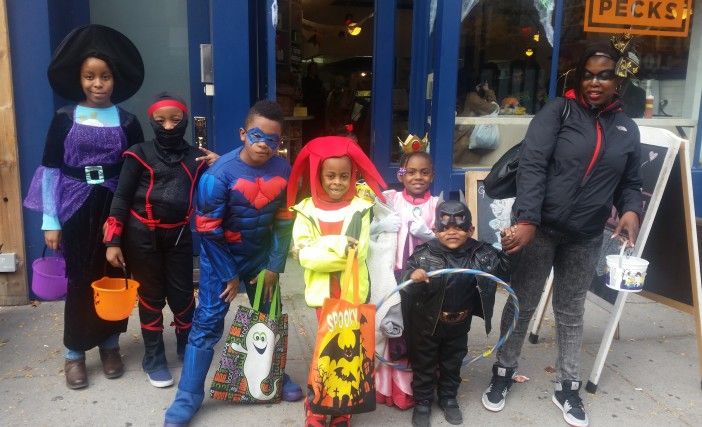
638, 156, 693, 307
589, 128, 680, 305
465, 170, 514, 250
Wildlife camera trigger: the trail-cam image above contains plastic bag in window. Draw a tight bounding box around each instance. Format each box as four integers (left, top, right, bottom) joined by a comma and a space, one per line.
469, 103, 500, 150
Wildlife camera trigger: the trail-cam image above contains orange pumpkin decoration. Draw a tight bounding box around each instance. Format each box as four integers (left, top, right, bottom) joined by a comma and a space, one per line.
502, 97, 520, 108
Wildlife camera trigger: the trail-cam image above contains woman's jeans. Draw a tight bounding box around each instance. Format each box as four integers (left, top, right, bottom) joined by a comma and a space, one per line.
65, 334, 120, 360
496, 226, 602, 382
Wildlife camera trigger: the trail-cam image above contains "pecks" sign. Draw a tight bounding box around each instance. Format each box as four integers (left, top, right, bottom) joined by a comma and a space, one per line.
584, 0, 692, 37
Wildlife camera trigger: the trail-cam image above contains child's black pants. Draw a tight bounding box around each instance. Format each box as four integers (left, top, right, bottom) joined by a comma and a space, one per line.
409, 319, 469, 403
124, 220, 195, 373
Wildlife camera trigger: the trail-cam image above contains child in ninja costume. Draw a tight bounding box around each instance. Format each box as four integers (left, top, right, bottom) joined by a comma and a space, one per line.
287, 136, 387, 427
164, 100, 302, 426
402, 200, 509, 427
24, 24, 144, 390
104, 93, 218, 388
371, 150, 440, 410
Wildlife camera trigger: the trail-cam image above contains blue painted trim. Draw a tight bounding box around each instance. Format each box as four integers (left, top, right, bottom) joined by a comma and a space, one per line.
370, 0, 396, 172
8, 0, 63, 296
408, 0, 431, 135
428, 0, 461, 194
266, 0, 276, 99
692, 169, 702, 216
187, 1, 211, 142
548, 0, 565, 99
692, 94, 702, 215
694, 94, 702, 168
211, 0, 251, 152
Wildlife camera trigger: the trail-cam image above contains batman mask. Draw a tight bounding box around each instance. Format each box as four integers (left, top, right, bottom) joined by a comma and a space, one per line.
435, 200, 472, 232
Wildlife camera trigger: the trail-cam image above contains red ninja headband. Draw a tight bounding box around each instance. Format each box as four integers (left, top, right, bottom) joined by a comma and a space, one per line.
147, 99, 188, 116
287, 136, 387, 207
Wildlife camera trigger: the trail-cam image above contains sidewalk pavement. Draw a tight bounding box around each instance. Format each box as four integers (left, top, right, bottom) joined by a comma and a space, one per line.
1, 258, 701, 426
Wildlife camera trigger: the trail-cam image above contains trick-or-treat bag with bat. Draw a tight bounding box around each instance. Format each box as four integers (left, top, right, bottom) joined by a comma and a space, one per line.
209, 273, 288, 403
307, 213, 376, 415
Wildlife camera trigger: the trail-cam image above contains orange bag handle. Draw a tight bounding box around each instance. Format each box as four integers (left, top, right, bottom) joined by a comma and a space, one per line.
341, 245, 360, 305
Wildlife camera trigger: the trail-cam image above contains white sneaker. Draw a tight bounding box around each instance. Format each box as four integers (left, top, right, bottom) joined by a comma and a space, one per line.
147, 368, 174, 388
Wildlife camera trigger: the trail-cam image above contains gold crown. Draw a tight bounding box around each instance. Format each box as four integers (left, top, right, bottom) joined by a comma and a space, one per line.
355, 180, 375, 202
610, 33, 640, 78
397, 133, 429, 154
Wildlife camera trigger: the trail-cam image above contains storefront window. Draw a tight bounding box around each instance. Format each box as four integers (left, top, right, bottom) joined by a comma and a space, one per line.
453, 0, 553, 167
90, 0, 193, 141
558, 0, 693, 119
452, 0, 697, 168
391, 8, 414, 163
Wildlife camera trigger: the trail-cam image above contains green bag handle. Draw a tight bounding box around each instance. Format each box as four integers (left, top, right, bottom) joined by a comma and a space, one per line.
253, 271, 282, 319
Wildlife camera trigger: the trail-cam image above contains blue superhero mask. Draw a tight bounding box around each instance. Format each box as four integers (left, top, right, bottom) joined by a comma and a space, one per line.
245, 127, 281, 150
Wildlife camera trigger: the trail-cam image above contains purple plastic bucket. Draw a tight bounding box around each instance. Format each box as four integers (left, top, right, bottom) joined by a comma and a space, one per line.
31, 247, 67, 300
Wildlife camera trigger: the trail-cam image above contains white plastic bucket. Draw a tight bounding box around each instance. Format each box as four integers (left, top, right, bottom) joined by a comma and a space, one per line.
605, 243, 649, 293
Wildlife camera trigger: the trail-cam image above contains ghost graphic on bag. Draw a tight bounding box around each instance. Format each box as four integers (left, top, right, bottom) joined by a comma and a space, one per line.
231, 322, 280, 400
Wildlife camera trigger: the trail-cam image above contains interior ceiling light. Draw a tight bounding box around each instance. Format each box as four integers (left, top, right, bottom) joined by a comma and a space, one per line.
344, 12, 373, 37
345, 14, 361, 36
346, 22, 362, 36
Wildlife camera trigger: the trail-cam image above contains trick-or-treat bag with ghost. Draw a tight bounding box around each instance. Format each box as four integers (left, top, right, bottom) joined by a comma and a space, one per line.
307, 245, 376, 415
209, 273, 287, 403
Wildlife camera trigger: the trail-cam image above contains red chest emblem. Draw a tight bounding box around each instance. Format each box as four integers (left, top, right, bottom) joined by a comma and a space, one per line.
233, 176, 287, 209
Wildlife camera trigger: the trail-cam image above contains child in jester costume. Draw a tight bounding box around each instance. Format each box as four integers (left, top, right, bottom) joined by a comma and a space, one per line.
287, 136, 387, 427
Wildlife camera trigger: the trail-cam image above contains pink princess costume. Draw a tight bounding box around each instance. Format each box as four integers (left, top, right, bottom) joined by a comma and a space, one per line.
374, 188, 439, 409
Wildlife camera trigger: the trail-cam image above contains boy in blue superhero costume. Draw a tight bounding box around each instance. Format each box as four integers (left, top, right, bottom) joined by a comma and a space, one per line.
165, 101, 301, 426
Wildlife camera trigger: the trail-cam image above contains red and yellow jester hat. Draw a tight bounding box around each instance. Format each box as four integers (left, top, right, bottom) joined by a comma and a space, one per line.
287, 136, 387, 208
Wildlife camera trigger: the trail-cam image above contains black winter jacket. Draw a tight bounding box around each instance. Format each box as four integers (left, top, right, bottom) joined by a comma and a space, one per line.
400, 239, 510, 338
515, 97, 642, 237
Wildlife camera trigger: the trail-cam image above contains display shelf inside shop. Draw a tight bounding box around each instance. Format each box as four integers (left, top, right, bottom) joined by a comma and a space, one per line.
455, 116, 697, 127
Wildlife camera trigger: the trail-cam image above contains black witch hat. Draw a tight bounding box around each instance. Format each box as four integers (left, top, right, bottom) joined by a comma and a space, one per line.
48, 24, 144, 104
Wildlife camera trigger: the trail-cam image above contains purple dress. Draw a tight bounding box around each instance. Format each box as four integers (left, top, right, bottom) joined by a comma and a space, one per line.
25, 105, 143, 350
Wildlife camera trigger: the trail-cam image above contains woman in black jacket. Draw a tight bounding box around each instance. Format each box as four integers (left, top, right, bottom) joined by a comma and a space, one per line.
481, 42, 642, 427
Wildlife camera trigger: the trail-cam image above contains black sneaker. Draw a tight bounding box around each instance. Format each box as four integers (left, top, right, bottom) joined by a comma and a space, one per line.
552, 380, 589, 427
438, 398, 463, 425
412, 400, 432, 427
482, 364, 515, 412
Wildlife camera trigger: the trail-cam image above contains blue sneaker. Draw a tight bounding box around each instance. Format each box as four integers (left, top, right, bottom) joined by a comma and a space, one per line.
147, 367, 174, 388
282, 373, 303, 401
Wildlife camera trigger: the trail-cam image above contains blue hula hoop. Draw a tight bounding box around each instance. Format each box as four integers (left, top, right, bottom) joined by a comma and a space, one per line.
375, 268, 519, 372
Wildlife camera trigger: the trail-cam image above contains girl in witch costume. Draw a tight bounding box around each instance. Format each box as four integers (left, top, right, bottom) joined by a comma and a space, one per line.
23, 24, 144, 390
103, 93, 218, 388
288, 136, 387, 427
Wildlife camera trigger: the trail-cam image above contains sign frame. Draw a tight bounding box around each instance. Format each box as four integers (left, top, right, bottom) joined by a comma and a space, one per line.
584, 0, 692, 37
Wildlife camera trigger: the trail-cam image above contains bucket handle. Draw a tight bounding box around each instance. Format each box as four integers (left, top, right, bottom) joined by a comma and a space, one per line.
121, 265, 129, 290
617, 240, 631, 269
41, 245, 61, 259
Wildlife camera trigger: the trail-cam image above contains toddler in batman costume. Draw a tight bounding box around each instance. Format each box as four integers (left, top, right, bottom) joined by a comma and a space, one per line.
402, 200, 509, 427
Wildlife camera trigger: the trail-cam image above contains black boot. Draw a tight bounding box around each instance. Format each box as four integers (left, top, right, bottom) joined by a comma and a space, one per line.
439, 398, 463, 425
412, 400, 432, 427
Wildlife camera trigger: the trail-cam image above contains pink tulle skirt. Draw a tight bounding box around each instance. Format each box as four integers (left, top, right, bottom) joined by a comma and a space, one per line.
375, 347, 414, 410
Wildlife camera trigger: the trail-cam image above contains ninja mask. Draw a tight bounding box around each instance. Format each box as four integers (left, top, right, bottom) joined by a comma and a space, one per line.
150, 116, 189, 147
435, 200, 473, 232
